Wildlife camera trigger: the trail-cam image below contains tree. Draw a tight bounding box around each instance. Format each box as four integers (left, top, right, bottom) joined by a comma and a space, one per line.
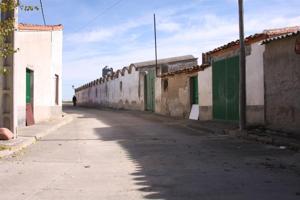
0, 0, 38, 74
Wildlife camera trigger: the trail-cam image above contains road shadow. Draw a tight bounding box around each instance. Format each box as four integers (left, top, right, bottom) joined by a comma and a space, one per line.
63, 105, 300, 200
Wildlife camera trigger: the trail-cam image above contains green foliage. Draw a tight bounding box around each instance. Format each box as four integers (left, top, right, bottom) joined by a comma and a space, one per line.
0, 67, 7, 75
0, 0, 38, 74
0, 0, 18, 12
19, 4, 39, 12
0, 0, 39, 12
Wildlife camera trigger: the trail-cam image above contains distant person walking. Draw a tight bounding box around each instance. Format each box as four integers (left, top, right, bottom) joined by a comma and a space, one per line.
72, 95, 77, 107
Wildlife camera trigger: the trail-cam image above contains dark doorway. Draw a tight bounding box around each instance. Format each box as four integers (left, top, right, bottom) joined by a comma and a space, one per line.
190, 76, 199, 105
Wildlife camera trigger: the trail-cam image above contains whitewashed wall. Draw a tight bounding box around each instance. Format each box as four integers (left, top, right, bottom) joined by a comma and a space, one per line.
198, 67, 212, 120
76, 68, 145, 111
14, 29, 63, 126
245, 42, 265, 124
246, 43, 265, 105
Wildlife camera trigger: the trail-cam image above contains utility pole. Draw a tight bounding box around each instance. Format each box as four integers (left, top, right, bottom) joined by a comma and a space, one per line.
153, 13, 158, 77
238, 0, 246, 130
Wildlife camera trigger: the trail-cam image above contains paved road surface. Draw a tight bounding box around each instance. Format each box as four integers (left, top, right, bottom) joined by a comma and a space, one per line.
1, 106, 300, 200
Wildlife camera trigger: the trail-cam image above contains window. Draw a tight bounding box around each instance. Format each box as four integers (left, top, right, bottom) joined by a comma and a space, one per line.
55, 74, 59, 105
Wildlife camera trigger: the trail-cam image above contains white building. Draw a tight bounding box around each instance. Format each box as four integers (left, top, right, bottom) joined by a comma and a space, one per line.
0, 23, 63, 135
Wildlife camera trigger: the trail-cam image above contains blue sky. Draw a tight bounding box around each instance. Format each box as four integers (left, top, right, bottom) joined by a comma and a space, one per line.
19, 0, 300, 100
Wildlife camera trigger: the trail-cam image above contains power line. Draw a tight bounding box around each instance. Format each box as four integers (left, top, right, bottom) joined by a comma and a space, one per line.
73, 0, 124, 32
39, 0, 46, 25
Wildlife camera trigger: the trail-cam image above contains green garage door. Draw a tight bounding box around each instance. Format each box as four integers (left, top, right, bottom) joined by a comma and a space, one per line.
145, 70, 155, 112
213, 56, 239, 121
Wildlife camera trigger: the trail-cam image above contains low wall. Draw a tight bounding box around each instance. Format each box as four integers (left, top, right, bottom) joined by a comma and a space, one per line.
76, 66, 145, 111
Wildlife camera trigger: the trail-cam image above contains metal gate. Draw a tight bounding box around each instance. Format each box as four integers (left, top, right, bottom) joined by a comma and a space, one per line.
145, 70, 155, 112
212, 56, 239, 121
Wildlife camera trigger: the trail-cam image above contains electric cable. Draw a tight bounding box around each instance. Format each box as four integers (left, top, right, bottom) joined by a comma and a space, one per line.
39, 0, 46, 25
73, 0, 124, 32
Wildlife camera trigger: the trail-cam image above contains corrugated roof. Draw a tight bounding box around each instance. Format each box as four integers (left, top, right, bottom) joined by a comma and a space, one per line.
132, 55, 197, 68
18, 23, 64, 31
206, 26, 300, 55
262, 31, 300, 44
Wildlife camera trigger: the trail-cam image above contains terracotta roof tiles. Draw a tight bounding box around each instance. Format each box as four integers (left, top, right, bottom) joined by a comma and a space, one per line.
206, 26, 300, 55
262, 30, 300, 44
18, 23, 63, 31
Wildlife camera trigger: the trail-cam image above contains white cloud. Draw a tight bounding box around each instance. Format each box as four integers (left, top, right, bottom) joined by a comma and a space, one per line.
157, 20, 181, 32
63, 1, 300, 99
67, 28, 115, 43
66, 15, 153, 44
246, 16, 300, 32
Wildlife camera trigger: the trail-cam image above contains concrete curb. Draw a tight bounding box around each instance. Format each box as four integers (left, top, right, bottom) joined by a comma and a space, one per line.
19, 115, 73, 140
183, 121, 299, 151
0, 115, 73, 159
227, 130, 300, 151
0, 137, 36, 158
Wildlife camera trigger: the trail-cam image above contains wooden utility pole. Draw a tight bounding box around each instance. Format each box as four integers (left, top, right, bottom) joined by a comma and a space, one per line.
153, 13, 158, 77
238, 0, 246, 130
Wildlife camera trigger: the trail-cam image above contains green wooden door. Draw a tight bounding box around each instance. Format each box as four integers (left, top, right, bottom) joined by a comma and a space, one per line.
213, 56, 239, 121
26, 69, 32, 104
191, 76, 199, 104
146, 70, 155, 111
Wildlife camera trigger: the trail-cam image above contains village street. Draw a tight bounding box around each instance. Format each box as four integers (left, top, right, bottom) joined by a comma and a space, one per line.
0, 106, 300, 200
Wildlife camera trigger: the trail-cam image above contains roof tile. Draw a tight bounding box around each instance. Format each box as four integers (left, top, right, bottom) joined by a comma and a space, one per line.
18, 23, 63, 31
